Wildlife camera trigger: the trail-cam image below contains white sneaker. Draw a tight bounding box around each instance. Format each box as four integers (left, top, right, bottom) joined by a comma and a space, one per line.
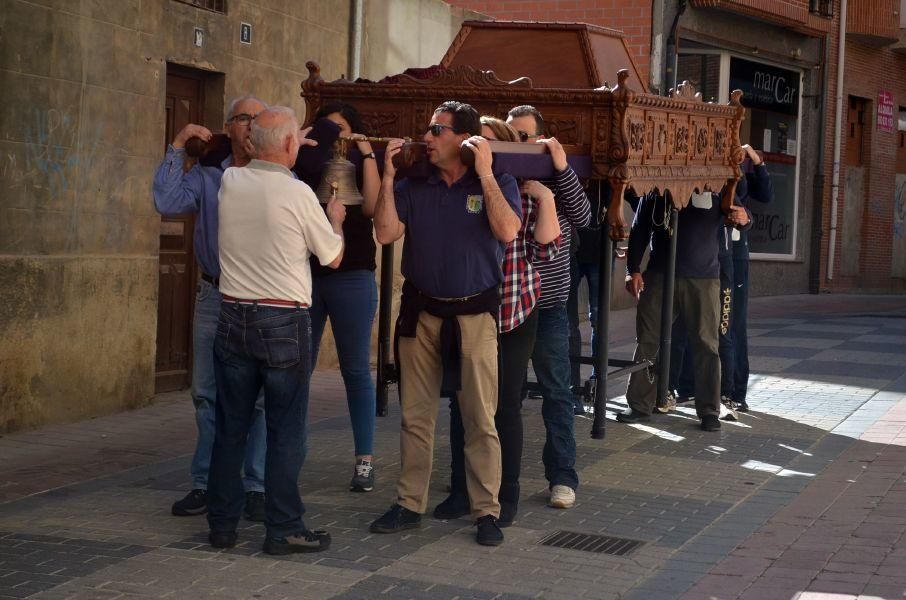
719, 397, 738, 421
549, 485, 576, 509
654, 391, 677, 414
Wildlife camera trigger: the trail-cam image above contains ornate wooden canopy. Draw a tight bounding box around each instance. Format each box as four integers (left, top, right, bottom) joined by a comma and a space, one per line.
300, 23, 745, 240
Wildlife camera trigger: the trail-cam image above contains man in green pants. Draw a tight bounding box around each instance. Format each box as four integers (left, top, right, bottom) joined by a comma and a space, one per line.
617, 190, 750, 432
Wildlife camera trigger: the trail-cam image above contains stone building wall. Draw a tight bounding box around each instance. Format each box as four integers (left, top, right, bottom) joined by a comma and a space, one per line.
0, 0, 478, 432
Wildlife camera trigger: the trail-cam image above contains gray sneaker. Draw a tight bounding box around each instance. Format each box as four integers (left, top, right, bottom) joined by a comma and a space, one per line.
263, 530, 331, 555
350, 459, 375, 492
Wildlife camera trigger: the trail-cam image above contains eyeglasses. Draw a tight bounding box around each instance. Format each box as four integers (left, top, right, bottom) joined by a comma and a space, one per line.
425, 123, 455, 136
228, 113, 256, 125
516, 131, 537, 142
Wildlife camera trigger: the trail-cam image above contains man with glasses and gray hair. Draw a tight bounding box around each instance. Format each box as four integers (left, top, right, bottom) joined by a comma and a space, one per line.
207, 106, 345, 554
153, 95, 271, 522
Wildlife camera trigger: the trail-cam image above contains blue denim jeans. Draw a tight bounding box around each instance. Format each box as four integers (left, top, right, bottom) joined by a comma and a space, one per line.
207, 304, 312, 539
731, 257, 750, 402
190, 280, 265, 492
310, 270, 378, 456
532, 304, 579, 490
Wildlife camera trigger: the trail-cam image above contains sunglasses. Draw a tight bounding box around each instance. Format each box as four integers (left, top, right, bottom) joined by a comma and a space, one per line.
228, 113, 257, 125
425, 123, 456, 136
516, 131, 537, 142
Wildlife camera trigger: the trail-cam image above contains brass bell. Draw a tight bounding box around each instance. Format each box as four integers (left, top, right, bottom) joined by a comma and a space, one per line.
315, 138, 364, 206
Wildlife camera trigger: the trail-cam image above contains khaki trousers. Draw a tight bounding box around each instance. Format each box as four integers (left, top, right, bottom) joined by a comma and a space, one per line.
626, 271, 721, 418
396, 311, 501, 518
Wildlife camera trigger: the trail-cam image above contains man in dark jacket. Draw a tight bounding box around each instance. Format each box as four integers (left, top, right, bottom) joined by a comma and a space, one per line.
618, 178, 751, 431
666, 145, 773, 414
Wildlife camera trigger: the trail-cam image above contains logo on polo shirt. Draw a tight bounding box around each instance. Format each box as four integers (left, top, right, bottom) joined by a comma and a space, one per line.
466, 194, 484, 214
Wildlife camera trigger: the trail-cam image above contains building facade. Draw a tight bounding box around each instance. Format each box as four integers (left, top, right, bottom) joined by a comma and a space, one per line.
447, 0, 906, 296
0, 0, 479, 432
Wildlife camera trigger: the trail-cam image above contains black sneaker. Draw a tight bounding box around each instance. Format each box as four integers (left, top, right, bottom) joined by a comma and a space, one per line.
350, 459, 375, 492
370, 504, 422, 533
498, 501, 517, 528
263, 530, 331, 555
172, 489, 207, 516
701, 415, 721, 431
476, 515, 504, 546
734, 399, 750, 412
616, 409, 651, 424
432, 493, 470, 520
243, 491, 266, 522
208, 530, 237, 548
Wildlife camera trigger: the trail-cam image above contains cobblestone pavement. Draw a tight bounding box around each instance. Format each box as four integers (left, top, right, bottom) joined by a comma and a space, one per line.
1, 294, 905, 600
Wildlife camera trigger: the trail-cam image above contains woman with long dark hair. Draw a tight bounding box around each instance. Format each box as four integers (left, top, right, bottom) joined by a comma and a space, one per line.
294, 102, 380, 492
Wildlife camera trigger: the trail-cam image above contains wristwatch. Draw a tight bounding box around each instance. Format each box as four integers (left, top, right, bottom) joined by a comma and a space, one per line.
363, 152, 376, 160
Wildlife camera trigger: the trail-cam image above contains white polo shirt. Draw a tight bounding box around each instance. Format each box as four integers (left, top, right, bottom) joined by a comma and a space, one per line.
217, 159, 343, 305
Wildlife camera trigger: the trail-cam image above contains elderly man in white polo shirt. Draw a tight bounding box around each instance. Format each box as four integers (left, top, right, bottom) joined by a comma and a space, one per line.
206, 106, 346, 555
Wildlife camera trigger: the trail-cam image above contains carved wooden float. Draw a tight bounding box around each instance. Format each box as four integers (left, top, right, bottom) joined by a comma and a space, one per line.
299, 21, 747, 434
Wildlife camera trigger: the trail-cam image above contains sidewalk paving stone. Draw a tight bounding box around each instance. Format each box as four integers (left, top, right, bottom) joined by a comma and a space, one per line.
2, 294, 906, 599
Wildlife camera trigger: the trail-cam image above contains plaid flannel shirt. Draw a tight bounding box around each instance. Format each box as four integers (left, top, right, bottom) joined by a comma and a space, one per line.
498, 193, 562, 333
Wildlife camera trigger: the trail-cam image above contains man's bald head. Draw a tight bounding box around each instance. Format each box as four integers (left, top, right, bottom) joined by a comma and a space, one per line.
250, 106, 299, 167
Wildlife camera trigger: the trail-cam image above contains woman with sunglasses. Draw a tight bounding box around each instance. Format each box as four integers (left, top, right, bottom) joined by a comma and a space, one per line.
292, 102, 380, 493
434, 116, 562, 526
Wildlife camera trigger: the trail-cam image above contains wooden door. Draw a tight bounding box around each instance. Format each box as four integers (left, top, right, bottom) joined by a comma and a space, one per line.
155, 68, 204, 392
846, 96, 867, 167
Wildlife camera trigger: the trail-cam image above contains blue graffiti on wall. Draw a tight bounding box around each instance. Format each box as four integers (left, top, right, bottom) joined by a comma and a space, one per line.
24, 108, 101, 199
17, 108, 109, 249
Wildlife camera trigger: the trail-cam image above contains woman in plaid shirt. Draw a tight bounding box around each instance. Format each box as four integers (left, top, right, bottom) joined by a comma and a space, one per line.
435, 117, 561, 526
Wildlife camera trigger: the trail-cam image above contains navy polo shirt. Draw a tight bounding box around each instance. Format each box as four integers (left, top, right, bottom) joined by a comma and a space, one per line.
395, 170, 522, 298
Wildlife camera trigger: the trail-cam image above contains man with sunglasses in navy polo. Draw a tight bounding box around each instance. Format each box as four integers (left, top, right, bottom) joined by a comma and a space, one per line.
152, 95, 272, 522
370, 101, 522, 546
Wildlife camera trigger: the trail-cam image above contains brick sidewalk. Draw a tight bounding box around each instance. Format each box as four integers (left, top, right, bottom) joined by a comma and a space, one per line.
1, 294, 905, 600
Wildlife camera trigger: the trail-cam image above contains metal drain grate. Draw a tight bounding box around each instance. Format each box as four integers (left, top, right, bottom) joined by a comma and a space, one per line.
538, 531, 645, 556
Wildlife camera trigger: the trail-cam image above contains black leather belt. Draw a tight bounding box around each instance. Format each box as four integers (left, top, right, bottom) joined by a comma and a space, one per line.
201, 272, 220, 288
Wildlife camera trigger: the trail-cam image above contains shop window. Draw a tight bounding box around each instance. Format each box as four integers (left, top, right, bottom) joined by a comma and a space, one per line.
174, 0, 226, 14
678, 50, 802, 259
675, 54, 722, 102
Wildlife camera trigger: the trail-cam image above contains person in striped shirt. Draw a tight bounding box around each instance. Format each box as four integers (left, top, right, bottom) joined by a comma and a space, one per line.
507, 105, 591, 510
434, 117, 562, 526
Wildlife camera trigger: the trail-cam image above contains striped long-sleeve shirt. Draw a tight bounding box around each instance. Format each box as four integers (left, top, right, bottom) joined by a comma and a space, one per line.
535, 166, 591, 308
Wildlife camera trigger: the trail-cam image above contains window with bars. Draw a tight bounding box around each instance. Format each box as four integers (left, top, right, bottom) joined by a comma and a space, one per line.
808, 0, 833, 17
174, 0, 227, 14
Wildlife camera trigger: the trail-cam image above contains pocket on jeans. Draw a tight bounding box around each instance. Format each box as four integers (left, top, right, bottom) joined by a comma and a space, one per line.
258, 323, 300, 368
216, 319, 230, 341
197, 280, 212, 301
